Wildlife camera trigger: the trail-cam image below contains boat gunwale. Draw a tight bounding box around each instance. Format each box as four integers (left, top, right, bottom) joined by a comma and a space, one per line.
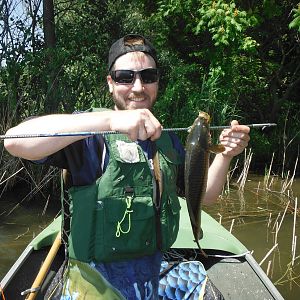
0, 245, 33, 290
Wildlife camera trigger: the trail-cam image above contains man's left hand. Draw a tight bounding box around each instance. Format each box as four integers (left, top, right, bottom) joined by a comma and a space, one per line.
219, 120, 250, 158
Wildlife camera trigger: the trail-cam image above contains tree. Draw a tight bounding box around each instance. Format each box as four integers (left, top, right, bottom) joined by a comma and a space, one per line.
42, 0, 59, 113
43, 0, 56, 48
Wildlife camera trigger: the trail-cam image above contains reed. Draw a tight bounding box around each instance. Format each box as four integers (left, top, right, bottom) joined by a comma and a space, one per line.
277, 200, 290, 232
237, 148, 253, 191
281, 114, 288, 178
229, 218, 235, 233
281, 112, 300, 180
274, 222, 279, 245
224, 173, 230, 195
0, 105, 19, 189
223, 159, 240, 196
259, 243, 278, 266
42, 195, 51, 216
292, 197, 298, 266
228, 159, 239, 182
255, 181, 261, 195
217, 213, 222, 224
272, 212, 281, 231
0, 170, 6, 183
226, 211, 274, 219
281, 155, 298, 194
264, 152, 274, 189
274, 256, 300, 286
0, 104, 61, 201
14, 228, 30, 240
292, 236, 297, 267
0, 167, 24, 187
6, 167, 59, 216
266, 260, 272, 277
267, 212, 272, 228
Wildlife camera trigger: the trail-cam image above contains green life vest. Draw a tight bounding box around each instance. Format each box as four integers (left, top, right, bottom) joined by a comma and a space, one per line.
65, 131, 183, 263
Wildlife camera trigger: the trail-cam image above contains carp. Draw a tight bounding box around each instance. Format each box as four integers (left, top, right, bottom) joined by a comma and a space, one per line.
184, 112, 224, 256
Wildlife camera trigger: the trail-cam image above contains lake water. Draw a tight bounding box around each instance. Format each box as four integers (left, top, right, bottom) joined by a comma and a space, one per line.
205, 174, 299, 300
0, 174, 299, 299
0, 189, 59, 285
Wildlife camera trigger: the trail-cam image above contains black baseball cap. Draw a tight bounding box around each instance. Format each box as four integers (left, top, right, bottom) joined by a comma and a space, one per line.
108, 34, 158, 71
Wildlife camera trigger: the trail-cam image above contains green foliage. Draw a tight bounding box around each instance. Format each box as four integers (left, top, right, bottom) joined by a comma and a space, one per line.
154, 61, 205, 128
153, 53, 239, 146
150, 1, 261, 135
154, 0, 258, 62
262, 0, 283, 18
194, 1, 257, 49
289, 4, 300, 31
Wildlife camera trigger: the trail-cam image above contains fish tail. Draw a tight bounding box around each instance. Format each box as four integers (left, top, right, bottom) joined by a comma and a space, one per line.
195, 239, 208, 258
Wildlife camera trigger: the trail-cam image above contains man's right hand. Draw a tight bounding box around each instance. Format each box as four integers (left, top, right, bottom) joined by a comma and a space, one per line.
110, 109, 162, 141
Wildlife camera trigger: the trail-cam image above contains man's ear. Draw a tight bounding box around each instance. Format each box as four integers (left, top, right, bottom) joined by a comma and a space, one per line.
107, 75, 114, 93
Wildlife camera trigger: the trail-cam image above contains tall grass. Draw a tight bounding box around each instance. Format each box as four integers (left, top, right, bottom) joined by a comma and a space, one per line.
0, 105, 60, 205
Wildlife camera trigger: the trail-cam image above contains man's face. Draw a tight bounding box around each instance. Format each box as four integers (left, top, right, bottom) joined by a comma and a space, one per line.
107, 52, 158, 110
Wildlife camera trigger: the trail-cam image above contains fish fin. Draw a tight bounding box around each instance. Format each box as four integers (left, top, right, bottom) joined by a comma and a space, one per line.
153, 149, 163, 199
198, 111, 211, 123
209, 144, 225, 154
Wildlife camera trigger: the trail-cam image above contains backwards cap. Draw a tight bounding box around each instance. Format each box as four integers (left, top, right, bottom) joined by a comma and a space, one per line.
108, 34, 157, 70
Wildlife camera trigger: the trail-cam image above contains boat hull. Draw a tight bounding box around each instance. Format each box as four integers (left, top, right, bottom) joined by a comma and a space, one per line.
1, 198, 284, 300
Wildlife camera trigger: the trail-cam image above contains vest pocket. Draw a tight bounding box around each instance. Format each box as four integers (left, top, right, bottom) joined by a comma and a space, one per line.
68, 183, 98, 262
94, 195, 156, 262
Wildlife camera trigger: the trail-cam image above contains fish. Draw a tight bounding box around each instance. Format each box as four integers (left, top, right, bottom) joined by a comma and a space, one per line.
184, 111, 224, 256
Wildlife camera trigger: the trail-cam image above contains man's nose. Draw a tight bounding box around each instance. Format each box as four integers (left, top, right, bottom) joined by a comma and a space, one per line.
131, 74, 143, 92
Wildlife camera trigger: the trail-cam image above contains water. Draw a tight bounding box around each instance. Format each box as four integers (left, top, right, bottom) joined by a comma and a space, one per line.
0, 189, 59, 283
205, 174, 299, 300
0, 175, 299, 299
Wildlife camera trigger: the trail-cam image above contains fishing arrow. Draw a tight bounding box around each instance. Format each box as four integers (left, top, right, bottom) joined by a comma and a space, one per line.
0, 123, 277, 139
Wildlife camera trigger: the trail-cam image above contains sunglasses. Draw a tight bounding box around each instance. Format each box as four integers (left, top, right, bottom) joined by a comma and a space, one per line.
110, 68, 159, 85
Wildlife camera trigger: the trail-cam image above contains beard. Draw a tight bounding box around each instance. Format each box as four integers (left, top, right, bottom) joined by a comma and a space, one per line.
113, 91, 156, 111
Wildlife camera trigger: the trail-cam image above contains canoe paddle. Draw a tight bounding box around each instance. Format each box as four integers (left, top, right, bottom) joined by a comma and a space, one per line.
22, 232, 61, 300
0, 123, 277, 139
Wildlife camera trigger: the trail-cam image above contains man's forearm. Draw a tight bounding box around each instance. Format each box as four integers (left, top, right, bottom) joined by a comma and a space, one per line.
204, 153, 232, 205
4, 112, 113, 160
4, 109, 163, 160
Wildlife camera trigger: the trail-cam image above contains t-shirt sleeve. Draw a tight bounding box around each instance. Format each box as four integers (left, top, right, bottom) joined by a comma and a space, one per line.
35, 139, 86, 169
34, 135, 105, 186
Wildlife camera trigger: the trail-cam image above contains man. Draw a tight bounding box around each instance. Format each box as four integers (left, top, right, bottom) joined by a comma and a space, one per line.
5, 34, 250, 299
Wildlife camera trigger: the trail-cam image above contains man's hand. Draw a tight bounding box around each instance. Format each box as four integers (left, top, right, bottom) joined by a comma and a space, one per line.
219, 120, 250, 158
110, 109, 162, 141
